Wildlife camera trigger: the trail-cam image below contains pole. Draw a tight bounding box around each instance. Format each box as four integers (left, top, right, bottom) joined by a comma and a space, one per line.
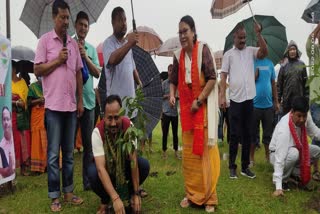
6, 0, 11, 40
244, 0, 256, 22
130, 0, 136, 31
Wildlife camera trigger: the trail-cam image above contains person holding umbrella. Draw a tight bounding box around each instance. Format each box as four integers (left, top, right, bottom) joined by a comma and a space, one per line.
33, 0, 84, 212
220, 21, 268, 179
74, 11, 101, 191
169, 15, 220, 213
102, 6, 142, 118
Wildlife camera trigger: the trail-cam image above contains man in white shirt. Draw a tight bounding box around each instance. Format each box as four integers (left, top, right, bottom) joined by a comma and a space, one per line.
220, 22, 268, 179
270, 96, 320, 197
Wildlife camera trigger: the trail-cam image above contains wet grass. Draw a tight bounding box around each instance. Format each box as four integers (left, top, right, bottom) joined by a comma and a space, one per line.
0, 123, 320, 213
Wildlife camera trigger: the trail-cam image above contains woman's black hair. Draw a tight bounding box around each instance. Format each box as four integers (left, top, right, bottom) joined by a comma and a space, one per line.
180, 15, 197, 44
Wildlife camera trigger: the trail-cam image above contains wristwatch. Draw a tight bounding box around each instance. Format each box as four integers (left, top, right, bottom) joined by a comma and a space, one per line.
196, 98, 202, 107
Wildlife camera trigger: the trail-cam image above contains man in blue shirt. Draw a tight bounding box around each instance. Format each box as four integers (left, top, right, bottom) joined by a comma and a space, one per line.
250, 57, 279, 166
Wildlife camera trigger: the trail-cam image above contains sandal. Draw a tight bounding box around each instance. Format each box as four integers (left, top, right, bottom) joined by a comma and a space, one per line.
50, 201, 62, 212
205, 205, 215, 213
313, 171, 320, 181
180, 197, 191, 208
64, 195, 84, 205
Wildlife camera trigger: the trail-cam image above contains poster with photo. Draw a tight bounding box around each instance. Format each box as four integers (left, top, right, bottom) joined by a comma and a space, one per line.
0, 33, 16, 185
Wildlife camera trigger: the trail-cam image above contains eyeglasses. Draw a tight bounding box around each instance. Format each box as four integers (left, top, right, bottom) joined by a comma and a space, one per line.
178, 28, 189, 37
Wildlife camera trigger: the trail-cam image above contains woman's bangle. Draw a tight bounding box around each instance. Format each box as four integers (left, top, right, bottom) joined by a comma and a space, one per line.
112, 195, 120, 203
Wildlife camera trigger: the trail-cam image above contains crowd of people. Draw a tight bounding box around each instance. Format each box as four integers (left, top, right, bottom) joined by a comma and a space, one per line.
0, 0, 320, 213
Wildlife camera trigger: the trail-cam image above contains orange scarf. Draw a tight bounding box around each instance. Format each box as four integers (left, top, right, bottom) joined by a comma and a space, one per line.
178, 41, 204, 155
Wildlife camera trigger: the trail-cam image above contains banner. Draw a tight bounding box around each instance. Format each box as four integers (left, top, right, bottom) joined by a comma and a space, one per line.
0, 33, 16, 185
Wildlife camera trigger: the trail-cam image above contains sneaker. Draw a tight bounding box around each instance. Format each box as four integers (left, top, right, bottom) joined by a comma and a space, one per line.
230, 169, 238, 179
175, 151, 181, 159
241, 168, 256, 179
282, 182, 290, 191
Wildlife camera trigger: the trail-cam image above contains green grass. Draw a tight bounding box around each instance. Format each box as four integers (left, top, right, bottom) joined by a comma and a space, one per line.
1, 123, 320, 213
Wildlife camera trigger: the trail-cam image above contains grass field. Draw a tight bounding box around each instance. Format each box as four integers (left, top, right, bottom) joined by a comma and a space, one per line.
1, 122, 320, 213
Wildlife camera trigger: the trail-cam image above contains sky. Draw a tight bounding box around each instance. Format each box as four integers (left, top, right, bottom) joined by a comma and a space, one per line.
0, 0, 316, 80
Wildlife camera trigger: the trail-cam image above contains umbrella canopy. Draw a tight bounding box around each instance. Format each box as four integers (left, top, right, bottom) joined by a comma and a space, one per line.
127, 26, 163, 53
155, 36, 181, 57
302, 0, 320, 24
20, 0, 109, 38
224, 15, 288, 65
132, 46, 162, 135
211, 0, 251, 19
12, 46, 35, 62
11, 46, 35, 74
96, 42, 104, 67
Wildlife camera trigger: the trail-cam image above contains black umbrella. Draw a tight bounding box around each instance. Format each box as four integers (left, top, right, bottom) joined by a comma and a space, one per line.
302, 0, 320, 24
160, 71, 168, 81
11, 46, 35, 86
132, 46, 162, 135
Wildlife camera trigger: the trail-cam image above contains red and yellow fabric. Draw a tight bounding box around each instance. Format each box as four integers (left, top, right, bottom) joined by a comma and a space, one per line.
28, 82, 47, 172
12, 79, 31, 168
175, 41, 220, 206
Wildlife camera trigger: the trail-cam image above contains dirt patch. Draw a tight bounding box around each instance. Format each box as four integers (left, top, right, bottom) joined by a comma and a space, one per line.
304, 194, 320, 213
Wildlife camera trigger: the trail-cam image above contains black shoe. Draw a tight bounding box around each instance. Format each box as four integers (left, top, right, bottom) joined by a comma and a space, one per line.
282, 182, 290, 191
241, 168, 256, 179
230, 169, 238, 179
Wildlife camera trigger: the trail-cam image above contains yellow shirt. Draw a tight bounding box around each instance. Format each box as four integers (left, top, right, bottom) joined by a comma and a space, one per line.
12, 78, 29, 109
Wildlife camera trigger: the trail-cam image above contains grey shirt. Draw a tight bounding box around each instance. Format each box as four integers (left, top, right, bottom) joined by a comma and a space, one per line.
162, 79, 178, 117
103, 35, 136, 117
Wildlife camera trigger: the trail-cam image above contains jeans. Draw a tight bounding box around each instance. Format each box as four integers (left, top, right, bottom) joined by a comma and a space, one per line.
311, 103, 320, 147
88, 157, 150, 204
79, 108, 95, 189
229, 100, 254, 170
45, 109, 77, 199
161, 114, 178, 151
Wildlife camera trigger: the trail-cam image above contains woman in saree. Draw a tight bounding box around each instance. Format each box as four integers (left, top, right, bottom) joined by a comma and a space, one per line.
169, 15, 220, 213
11, 61, 31, 176
28, 77, 47, 173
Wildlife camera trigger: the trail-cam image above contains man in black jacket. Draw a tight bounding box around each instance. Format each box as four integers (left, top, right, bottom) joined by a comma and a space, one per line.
277, 40, 309, 116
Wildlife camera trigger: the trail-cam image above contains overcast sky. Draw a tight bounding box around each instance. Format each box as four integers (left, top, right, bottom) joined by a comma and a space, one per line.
0, 0, 316, 74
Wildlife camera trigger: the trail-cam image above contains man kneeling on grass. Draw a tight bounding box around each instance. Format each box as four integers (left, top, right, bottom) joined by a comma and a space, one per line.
88, 95, 150, 213
269, 96, 320, 197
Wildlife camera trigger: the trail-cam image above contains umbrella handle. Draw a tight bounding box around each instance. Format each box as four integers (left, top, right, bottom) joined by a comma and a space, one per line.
131, 0, 136, 31
133, 19, 136, 31
246, 0, 256, 22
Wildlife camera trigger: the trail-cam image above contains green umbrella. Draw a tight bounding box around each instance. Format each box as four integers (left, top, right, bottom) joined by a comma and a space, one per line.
224, 15, 288, 65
